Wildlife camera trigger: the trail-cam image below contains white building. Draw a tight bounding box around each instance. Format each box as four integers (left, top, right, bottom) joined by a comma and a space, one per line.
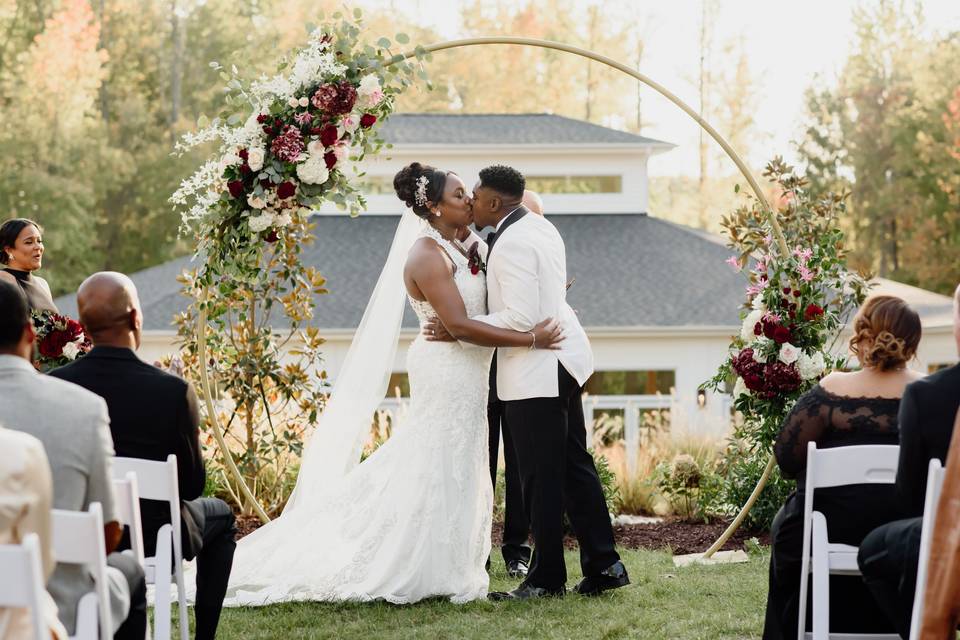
56, 114, 959, 443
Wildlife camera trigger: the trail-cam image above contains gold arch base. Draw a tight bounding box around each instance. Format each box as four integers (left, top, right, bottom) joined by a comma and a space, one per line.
198, 37, 784, 555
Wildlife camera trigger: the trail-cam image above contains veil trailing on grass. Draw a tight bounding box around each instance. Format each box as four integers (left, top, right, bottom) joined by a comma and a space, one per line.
283, 209, 423, 513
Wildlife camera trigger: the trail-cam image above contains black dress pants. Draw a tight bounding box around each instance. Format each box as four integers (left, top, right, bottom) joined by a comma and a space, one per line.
488, 358, 532, 566
503, 363, 619, 590
858, 517, 923, 639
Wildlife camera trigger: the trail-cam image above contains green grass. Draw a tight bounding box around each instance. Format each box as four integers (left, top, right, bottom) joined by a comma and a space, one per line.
199, 548, 769, 639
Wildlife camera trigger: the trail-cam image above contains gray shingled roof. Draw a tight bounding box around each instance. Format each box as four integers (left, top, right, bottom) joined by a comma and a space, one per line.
55, 214, 748, 331
380, 113, 672, 146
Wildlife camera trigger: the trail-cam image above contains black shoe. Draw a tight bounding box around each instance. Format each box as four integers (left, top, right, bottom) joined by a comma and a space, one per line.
505, 559, 529, 579
572, 561, 630, 596
488, 582, 565, 601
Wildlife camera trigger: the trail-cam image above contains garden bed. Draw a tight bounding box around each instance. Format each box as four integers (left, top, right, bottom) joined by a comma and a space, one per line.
235, 515, 769, 556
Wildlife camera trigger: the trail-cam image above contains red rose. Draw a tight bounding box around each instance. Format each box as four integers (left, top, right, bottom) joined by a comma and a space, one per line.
276, 181, 296, 199
319, 124, 339, 148
470, 264, 480, 275
227, 181, 245, 198
804, 304, 825, 321
256, 114, 270, 124
238, 148, 249, 161
259, 178, 271, 189
239, 164, 251, 176
324, 151, 337, 169
360, 113, 377, 128
265, 230, 279, 243
754, 322, 762, 336
772, 325, 792, 344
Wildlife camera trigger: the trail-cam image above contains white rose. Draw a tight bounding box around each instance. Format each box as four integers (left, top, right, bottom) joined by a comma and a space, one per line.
358, 74, 381, 96
62, 341, 80, 360
306, 139, 325, 156
733, 377, 751, 399
798, 351, 826, 380
288, 97, 300, 108
248, 212, 273, 233
341, 114, 360, 134
273, 212, 292, 227
247, 193, 267, 209
219, 152, 241, 172
298, 96, 309, 107
296, 157, 329, 185
740, 308, 764, 342
247, 146, 265, 172
778, 342, 800, 365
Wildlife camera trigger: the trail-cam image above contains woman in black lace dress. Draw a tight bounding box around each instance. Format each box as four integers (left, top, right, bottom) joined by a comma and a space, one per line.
0, 218, 58, 313
763, 295, 925, 639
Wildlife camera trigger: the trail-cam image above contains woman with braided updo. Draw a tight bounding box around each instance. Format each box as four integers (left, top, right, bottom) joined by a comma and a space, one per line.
763, 295, 924, 639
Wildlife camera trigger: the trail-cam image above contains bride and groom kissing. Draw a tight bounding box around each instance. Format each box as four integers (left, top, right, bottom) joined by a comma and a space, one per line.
220, 163, 629, 606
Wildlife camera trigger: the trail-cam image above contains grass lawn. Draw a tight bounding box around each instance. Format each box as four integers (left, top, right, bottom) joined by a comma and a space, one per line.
201, 548, 769, 639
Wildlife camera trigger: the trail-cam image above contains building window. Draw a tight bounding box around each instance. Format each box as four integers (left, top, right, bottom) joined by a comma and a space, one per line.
525, 175, 622, 194
584, 370, 675, 396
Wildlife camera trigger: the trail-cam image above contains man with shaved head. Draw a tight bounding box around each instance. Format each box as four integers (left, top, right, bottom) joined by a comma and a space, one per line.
51, 272, 236, 640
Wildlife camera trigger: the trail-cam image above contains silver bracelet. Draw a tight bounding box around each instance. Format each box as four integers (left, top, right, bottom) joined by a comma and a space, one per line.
527, 331, 536, 350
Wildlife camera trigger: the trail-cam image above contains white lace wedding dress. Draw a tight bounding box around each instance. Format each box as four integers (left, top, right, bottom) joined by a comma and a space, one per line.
222, 224, 494, 606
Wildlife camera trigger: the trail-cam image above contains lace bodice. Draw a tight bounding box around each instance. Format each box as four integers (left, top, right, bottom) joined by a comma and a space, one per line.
774, 384, 901, 480
407, 225, 488, 326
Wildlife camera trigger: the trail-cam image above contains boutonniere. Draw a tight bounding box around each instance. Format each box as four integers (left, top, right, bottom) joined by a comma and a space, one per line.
467, 241, 486, 276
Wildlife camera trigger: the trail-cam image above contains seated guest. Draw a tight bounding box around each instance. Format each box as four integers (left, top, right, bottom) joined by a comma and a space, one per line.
763, 295, 924, 639
0, 423, 68, 640
859, 283, 960, 638
0, 280, 146, 639
50, 272, 236, 640
0, 218, 58, 313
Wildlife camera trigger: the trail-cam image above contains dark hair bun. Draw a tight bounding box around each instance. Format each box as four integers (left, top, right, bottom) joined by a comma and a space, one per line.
393, 162, 447, 219
849, 295, 922, 371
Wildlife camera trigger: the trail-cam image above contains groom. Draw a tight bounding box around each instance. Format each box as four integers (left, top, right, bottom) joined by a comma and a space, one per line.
470, 165, 628, 600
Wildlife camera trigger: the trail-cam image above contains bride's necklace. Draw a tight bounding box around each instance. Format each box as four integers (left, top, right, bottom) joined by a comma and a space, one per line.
425, 224, 468, 259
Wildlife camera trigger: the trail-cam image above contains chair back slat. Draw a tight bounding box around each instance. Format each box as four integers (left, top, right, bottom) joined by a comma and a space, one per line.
113, 456, 180, 503
112, 473, 146, 566
51, 502, 112, 640
804, 443, 900, 491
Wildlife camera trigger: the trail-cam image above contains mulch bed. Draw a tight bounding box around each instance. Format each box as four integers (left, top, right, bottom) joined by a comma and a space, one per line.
236, 515, 768, 556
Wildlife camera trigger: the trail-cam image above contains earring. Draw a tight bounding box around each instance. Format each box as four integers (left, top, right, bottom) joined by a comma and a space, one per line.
434, 208, 442, 217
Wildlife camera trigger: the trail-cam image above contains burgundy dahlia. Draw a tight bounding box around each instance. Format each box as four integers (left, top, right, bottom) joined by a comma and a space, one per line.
764, 361, 801, 395
270, 125, 305, 163
311, 81, 356, 116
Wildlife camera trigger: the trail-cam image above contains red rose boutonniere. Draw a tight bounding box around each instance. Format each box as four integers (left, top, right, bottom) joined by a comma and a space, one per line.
467, 242, 486, 276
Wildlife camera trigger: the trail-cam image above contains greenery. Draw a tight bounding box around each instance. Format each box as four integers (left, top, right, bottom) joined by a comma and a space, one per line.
168, 549, 770, 639
703, 158, 870, 529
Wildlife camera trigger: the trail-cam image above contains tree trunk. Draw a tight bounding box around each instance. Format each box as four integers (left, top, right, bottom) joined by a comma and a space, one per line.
169, 0, 184, 138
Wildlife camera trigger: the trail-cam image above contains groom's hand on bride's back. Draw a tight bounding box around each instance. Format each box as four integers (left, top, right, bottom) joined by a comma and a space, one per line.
423, 317, 457, 342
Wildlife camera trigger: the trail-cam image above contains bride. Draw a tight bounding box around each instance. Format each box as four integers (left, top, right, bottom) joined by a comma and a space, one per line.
221, 162, 562, 605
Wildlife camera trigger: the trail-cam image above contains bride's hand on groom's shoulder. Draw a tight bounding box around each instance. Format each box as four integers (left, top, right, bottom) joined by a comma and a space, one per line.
423, 317, 456, 342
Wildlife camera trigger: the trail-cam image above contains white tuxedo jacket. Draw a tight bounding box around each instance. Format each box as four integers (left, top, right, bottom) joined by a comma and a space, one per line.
474, 210, 594, 401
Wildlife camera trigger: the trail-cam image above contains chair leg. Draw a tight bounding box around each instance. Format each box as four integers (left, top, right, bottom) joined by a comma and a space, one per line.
153, 526, 172, 640
175, 561, 188, 640
810, 513, 830, 640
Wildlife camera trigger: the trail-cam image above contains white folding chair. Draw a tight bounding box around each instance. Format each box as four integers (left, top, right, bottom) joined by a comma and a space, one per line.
113, 472, 151, 640
51, 502, 112, 640
0, 533, 48, 640
798, 442, 901, 640
112, 455, 188, 640
908, 458, 945, 640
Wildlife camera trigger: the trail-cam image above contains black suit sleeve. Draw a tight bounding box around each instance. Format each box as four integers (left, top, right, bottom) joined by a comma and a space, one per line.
176, 382, 207, 501
895, 383, 927, 517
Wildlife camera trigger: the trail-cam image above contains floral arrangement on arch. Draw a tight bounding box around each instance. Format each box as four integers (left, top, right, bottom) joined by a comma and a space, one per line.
31, 310, 92, 372
702, 158, 871, 527
168, 12, 428, 518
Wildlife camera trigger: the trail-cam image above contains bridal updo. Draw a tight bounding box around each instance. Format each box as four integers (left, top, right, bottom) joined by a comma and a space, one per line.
849, 295, 921, 371
393, 162, 449, 219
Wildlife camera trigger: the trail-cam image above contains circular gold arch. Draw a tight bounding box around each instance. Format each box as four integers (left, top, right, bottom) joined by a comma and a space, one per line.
392, 37, 782, 557
200, 37, 782, 554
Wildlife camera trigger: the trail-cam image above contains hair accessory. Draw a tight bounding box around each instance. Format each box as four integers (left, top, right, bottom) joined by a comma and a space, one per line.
414, 175, 430, 207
